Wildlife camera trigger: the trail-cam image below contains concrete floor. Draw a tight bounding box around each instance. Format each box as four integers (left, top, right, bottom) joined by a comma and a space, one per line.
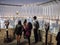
0, 29, 57, 45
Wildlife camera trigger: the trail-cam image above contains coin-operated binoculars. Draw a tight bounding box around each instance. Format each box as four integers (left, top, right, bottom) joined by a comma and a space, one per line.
45, 23, 50, 45
45, 23, 49, 32
4, 20, 10, 43
5, 20, 9, 29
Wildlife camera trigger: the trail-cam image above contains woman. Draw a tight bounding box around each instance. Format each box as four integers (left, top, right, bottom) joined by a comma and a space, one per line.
15, 20, 23, 45
23, 19, 27, 38
24, 22, 32, 45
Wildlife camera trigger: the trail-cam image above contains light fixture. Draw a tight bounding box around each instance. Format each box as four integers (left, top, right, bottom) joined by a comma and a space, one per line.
16, 11, 19, 15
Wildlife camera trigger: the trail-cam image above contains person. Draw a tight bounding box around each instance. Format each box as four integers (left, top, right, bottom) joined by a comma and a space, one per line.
56, 27, 60, 45
45, 23, 50, 45
33, 16, 39, 43
25, 22, 32, 45
14, 20, 23, 45
23, 19, 27, 38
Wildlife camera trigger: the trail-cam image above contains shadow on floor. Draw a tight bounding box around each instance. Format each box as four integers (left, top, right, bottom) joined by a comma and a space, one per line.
9, 41, 43, 45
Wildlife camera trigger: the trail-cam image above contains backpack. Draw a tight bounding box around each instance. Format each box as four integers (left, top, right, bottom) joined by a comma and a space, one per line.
35, 21, 39, 29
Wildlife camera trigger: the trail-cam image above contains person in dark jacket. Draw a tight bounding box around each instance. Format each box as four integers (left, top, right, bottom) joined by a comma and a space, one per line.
15, 20, 23, 45
45, 23, 49, 45
56, 28, 60, 45
33, 16, 39, 43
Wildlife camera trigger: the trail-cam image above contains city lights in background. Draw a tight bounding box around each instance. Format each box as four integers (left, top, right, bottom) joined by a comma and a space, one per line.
0, 0, 60, 34
0, 2, 60, 18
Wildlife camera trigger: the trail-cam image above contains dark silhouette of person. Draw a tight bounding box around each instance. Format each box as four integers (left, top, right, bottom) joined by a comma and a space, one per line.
23, 20, 32, 45
23, 19, 27, 38
33, 16, 39, 43
56, 28, 60, 45
45, 23, 49, 45
14, 20, 23, 45
26, 22, 32, 45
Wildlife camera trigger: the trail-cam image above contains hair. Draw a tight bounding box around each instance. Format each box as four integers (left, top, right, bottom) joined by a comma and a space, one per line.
33, 16, 37, 20
24, 19, 27, 24
18, 20, 21, 25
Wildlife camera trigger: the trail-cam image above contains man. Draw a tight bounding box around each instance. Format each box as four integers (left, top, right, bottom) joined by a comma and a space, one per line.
33, 16, 39, 43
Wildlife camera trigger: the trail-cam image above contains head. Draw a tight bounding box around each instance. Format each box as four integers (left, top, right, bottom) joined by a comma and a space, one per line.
18, 20, 21, 25
23, 19, 27, 24
33, 16, 37, 20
